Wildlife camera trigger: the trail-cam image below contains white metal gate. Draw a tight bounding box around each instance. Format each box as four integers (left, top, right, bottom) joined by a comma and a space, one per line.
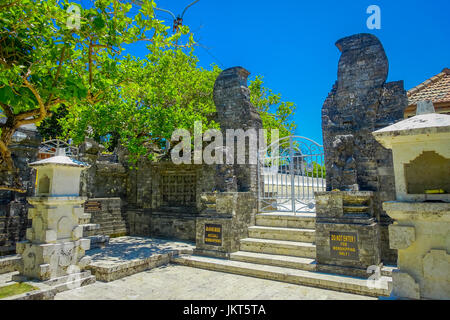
257, 136, 325, 214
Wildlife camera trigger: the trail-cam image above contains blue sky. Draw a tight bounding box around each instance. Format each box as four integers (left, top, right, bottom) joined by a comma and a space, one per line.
85, 0, 450, 144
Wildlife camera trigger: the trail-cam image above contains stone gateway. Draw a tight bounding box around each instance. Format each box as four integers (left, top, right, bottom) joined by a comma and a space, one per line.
319, 33, 408, 269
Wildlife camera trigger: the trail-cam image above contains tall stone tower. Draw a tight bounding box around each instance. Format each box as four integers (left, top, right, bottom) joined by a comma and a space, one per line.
213, 67, 263, 193
321, 33, 408, 265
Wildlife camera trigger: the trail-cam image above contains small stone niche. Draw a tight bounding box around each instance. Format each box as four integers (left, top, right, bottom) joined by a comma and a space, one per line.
404, 151, 450, 195
38, 174, 50, 195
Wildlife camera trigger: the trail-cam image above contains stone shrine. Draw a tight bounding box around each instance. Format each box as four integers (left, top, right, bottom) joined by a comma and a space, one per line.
13, 148, 93, 285
373, 101, 450, 299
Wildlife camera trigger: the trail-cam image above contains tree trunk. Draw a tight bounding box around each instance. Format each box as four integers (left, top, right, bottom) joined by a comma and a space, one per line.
0, 124, 26, 193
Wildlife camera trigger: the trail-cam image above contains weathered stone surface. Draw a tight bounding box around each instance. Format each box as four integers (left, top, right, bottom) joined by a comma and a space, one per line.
416, 100, 435, 115
391, 270, 420, 299
383, 201, 450, 300
422, 250, 450, 299
321, 33, 407, 264
87, 198, 128, 238
0, 254, 20, 274
388, 225, 415, 250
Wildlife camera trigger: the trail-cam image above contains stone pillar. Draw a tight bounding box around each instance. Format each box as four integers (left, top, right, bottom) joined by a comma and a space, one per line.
194, 67, 261, 257
315, 191, 381, 278
194, 192, 256, 258
213, 67, 263, 193
14, 149, 93, 284
373, 106, 450, 300
320, 33, 407, 266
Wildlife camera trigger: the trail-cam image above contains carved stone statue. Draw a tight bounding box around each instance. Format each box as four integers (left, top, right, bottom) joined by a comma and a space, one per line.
330, 135, 358, 191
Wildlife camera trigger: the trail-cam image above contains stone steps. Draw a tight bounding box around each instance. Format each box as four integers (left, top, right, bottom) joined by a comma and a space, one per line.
92, 221, 127, 228
255, 213, 316, 229
239, 238, 316, 258
230, 251, 316, 271
248, 225, 315, 242
172, 255, 391, 297
89, 213, 128, 237
91, 218, 126, 225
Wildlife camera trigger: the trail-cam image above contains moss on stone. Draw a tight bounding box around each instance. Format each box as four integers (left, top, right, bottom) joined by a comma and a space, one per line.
0, 282, 39, 299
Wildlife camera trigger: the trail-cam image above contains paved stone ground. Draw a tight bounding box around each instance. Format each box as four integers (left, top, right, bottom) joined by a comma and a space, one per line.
55, 265, 375, 300
86, 236, 195, 269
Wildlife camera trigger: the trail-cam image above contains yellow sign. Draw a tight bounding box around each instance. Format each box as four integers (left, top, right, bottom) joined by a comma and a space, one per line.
204, 224, 222, 246
330, 231, 359, 260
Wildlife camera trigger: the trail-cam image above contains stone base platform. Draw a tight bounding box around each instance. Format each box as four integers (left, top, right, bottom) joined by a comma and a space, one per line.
85, 236, 195, 282
0, 255, 21, 274
172, 254, 392, 298
1, 270, 95, 300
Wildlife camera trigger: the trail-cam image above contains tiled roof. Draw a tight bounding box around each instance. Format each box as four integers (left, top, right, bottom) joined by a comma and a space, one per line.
408, 68, 450, 106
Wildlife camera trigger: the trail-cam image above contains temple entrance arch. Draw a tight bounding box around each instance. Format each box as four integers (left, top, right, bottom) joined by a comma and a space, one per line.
257, 136, 325, 214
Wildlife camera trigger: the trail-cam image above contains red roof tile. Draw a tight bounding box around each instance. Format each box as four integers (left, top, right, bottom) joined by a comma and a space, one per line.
408, 68, 450, 106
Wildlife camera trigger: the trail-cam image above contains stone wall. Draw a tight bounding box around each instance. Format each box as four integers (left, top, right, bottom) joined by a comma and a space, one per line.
321, 33, 408, 264
87, 198, 128, 238
125, 162, 216, 241
79, 139, 128, 199
0, 125, 40, 255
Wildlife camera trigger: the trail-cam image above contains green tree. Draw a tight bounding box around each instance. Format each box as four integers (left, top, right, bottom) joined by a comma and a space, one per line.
0, 0, 182, 191
61, 47, 218, 162
249, 75, 296, 142
60, 47, 297, 164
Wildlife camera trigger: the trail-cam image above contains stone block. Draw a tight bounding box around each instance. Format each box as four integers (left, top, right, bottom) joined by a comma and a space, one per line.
25, 228, 34, 241
216, 194, 235, 214
79, 238, 91, 251
45, 230, 57, 242
78, 256, 91, 268
392, 270, 420, 299
422, 250, 450, 299
388, 225, 415, 249
72, 226, 83, 240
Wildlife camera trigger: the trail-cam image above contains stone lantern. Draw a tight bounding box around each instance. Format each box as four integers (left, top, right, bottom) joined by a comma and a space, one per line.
373, 101, 450, 299
14, 148, 93, 284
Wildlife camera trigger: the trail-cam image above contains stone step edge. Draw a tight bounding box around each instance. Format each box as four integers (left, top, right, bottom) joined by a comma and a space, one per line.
172, 255, 391, 298
240, 238, 316, 248
256, 213, 316, 220
249, 225, 315, 232
230, 251, 316, 271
